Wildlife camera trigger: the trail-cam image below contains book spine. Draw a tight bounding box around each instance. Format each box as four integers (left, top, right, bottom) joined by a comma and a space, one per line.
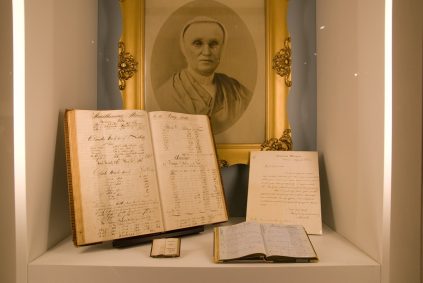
213, 227, 220, 263
63, 109, 78, 246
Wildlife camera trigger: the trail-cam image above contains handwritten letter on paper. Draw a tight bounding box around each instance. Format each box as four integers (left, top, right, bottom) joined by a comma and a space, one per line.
246, 151, 322, 234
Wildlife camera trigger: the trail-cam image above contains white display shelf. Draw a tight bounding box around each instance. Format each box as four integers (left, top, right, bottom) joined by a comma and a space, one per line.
28, 219, 379, 283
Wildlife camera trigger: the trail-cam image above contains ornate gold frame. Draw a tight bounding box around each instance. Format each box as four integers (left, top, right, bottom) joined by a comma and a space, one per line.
119, 0, 291, 165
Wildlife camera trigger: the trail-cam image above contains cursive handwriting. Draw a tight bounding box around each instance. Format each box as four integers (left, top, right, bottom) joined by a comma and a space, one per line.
76, 110, 164, 241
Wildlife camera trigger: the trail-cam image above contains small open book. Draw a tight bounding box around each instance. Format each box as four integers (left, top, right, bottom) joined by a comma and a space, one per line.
150, 238, 181, 258
213, 222, 318, 263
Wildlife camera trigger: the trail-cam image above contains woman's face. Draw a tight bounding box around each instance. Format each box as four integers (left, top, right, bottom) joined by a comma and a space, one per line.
182, 22, 224, 76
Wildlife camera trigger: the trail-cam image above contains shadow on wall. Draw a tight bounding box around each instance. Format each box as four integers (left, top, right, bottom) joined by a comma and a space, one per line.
318, 154, 334, 228
98, 0, 122, 110
221, 164, 249, 217
48, 112, 71, 247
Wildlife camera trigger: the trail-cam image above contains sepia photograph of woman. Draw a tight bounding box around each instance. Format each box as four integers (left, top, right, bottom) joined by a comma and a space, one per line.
155, 16, 253, 134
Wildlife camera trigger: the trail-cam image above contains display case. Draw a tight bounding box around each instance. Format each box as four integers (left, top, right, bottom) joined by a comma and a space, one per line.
2, 0, 422, 282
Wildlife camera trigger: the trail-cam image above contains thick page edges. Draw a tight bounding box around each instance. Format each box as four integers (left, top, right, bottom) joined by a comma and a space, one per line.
64, 109, 87, 246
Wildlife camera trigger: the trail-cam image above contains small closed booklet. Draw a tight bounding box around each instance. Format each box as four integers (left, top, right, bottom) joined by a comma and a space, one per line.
213, 222, 318, 263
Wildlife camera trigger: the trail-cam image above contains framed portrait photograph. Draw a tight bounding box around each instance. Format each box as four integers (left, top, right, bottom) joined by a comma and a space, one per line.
119, 0, 291, 165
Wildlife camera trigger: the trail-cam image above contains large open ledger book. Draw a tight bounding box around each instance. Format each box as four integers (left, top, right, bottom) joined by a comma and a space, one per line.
246, 151, 322, 235
64, 109, 228, 246
214, 222, 318, 263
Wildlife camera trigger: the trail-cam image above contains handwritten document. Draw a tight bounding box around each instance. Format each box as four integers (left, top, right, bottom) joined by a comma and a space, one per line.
149, 111, 227, 231
66, 109, 228, 245
261, 224, 316, 258
74, 110, 164, 243
217, 222, 266, 261
246, 151, 322, 235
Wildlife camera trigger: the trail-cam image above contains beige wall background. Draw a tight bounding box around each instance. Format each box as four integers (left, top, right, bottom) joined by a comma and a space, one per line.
0, 0, 16, 283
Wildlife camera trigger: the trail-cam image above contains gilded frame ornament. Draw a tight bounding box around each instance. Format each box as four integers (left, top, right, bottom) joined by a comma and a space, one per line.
119, 0, 291, 165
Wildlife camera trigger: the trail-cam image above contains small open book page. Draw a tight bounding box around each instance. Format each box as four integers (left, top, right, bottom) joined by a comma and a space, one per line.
150, 238, 181, 258
216, 222, 266, 261
214, 222, 317, 263
261, 223, 317, 259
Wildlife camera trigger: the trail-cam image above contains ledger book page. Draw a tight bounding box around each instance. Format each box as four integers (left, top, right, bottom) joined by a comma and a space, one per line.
72, 110, 164, 243
148, 111, 227, 231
